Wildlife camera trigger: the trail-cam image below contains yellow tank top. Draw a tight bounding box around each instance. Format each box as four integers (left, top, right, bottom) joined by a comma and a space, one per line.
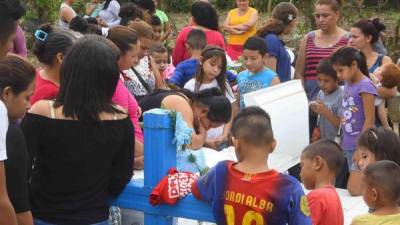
227, 7, 257, 45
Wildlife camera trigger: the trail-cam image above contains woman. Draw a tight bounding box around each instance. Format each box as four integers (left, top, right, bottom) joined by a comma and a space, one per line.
30, 24, 76, 105
0, 1, 26, 224
107, 25, 144, 169
59, 0, 77, 30
172, 1, 225, 66
257, 2, 297, 82
0, 55, 35, 225
295, 0, 348, 100
126, 21, 165, 103
99, 0, 121, 28
21, 36, 134, 225
140, 88, 232, 150
349, 19, 395, 98
223, 0, 258, 61
295, 0, 348, 138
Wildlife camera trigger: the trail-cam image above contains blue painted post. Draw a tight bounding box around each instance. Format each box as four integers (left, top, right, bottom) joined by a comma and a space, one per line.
111, 109, 215, 224
143, 110, 175, 225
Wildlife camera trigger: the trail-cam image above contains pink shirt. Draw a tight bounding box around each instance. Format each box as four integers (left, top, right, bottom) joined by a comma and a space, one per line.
112, 79, 144, 143
307, 185, 344, 225
172, 26, 225, 66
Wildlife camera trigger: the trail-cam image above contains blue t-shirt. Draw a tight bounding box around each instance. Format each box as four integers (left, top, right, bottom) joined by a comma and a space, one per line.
237, 67, 277, 108
263, 33, 291, 82
169, 58, 237, 88
192, 161, 312, 225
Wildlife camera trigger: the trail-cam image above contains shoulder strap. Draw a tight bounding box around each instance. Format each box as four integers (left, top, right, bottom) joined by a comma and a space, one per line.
48, 100, 56, 119
131, 67, 152, 94
377, 54, 384, 67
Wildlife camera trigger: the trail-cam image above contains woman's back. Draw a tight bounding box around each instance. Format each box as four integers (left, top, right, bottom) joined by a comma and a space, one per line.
22, 101, 133, 224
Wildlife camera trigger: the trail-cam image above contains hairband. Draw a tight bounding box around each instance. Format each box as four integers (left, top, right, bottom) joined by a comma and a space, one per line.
370, 129, 378, 140
34, 29, 48, 42
203, 46, 224, 53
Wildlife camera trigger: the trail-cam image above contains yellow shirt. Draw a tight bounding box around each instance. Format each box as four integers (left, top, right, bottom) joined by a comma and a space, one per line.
351, 213, 400, 225
226, 7, 257, 45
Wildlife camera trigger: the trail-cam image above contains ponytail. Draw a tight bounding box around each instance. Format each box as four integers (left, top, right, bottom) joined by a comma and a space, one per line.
257, 2, 297, 37
331, 47, 369, 77
183, 88, 232, 124
32, 23, 76, 65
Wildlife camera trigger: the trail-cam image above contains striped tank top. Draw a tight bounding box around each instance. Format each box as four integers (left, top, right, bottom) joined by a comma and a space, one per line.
304, 31, 349, 80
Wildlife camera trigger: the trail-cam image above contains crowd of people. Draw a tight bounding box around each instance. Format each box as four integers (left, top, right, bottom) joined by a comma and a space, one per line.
1, 0, 400, 224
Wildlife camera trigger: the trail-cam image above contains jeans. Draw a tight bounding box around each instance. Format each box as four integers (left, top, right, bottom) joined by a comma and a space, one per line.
34, 219, 109, 225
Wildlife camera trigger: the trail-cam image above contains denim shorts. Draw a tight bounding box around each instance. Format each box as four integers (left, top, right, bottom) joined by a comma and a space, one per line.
34, 219, 109, 225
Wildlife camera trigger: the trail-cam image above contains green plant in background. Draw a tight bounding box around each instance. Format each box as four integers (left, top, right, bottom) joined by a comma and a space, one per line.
163, 0, 192, 12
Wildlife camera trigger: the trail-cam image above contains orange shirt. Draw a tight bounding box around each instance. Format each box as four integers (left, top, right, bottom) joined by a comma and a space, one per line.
226, 7, 257, 45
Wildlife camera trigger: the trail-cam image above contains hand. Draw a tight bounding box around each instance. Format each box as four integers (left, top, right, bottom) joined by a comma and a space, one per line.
310, 100, 328, 115
232, 28, 245, 35
137, 106, 142, 118
205, 140, 218, 150
96, 17, 108, 27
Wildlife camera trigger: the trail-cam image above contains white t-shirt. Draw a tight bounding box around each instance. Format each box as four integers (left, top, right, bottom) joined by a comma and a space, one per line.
184, 78, 236, 139
0, 101, 8, 161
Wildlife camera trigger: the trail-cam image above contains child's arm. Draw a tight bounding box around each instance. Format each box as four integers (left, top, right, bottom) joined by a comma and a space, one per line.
288, 183, 312, 225
311, 101, 340, 128
361, 93, 375, 131
271, 76, 281, 86
377, 86, 397, 99
377, 100, 390, 128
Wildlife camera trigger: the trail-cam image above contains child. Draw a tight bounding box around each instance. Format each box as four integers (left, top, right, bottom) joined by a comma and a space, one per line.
350, 160, 400, 225
357, 127, 400, 170
371, 63, 400, 128
150, 15, 162, 42
237, 36, 280, 109
330, 47, 377, 196
169, 29, 207, 88
311, 58, 342, 141
192, 106, 312, 225
300, 140, 344, 225
149, 43, 173, 80
184, 46, 236, 150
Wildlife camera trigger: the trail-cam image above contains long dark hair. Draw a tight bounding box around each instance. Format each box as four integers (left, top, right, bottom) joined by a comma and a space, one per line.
352, 19, 385, 44
194, 46, 228, 96
0, 55, 35, 95
183, 88, 231, 124
358, 127, 400, 166
191, 1, 219, 31
55, 35, 123, 122
257, 2, 297, 37
330, 47, 369, 77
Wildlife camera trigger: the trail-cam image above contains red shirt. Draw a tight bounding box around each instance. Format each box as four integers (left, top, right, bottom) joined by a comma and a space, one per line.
30, 70, 59, 105
307, 185, 344, 225
172, 26, 225, 66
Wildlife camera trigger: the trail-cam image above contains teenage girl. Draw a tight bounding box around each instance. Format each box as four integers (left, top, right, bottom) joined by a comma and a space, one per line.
330, 46, 377, 196
0, 55, 35, 225
184, 46, 237, 150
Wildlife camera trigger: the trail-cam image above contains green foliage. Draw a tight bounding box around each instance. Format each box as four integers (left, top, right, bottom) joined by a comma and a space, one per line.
163, 0, 192, 13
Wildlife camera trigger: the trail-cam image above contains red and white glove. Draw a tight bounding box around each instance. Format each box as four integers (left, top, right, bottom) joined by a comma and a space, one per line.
149, 168, 199, 206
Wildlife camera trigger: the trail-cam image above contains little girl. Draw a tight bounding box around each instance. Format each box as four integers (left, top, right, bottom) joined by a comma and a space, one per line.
330, 47, 377, 196
184, 46, 237, 150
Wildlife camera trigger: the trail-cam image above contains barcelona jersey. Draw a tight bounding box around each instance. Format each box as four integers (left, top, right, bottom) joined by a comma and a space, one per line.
192, 161, 312, 225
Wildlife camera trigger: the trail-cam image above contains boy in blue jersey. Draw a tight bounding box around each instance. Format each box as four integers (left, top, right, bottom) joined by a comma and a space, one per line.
237, 36, 281, 108
191, 106, 312, 225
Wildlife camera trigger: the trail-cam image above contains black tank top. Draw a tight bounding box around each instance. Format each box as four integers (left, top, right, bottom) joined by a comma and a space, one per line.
139, 90, 187, 113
